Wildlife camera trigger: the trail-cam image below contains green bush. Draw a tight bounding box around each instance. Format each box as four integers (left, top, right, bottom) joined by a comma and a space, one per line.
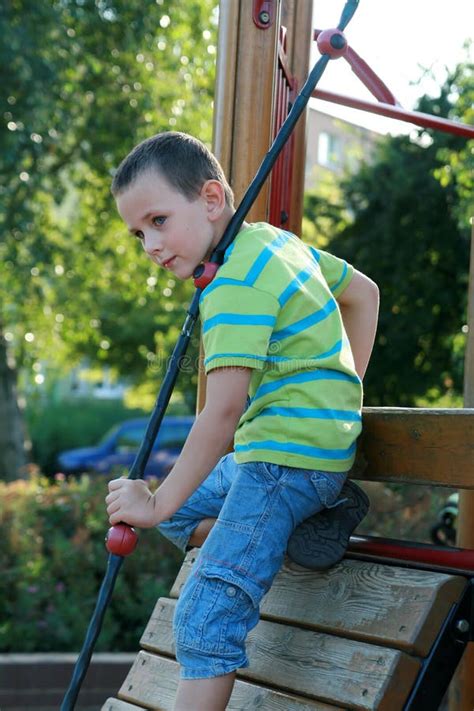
25, 397, 148, 475
0, 474, 183, 652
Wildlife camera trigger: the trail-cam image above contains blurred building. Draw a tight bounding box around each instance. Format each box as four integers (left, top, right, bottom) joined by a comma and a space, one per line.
304, 107, 381, 190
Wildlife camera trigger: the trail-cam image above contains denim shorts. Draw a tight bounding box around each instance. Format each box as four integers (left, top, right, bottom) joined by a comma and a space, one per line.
158, 452, 347, 679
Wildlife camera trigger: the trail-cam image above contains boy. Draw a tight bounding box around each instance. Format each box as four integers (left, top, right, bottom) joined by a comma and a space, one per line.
105, 132, 379, 711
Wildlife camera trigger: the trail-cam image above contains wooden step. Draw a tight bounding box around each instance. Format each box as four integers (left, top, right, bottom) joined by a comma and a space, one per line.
170, 552, 467, 656
139, 597, 420, 711
117, 652, 340, 710
102, 700, 146, 711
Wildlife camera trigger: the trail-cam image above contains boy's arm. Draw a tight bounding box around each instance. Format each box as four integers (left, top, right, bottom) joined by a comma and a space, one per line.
337, 269, 379, 380
106, 366, 252, 527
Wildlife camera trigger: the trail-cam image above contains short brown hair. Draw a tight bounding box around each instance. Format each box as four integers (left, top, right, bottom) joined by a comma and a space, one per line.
111, 131, 234, 207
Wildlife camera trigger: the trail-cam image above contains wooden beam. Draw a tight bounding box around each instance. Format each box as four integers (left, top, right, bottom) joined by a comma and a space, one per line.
229, 0, 280, 215
211, 0, 240, 181
352, 407, 474, 488
197, 0, 282, 415
196, 0, 241, 416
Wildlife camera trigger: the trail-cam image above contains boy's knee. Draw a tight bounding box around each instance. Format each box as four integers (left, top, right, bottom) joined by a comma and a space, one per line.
158, 517, 201, 552
188, 518, 216, 547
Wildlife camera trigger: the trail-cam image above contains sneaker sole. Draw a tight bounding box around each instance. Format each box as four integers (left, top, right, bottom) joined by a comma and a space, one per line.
287, 480, 369, 570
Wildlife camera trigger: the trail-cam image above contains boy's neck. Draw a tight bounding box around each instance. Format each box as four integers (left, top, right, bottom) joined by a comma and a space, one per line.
211, 206, 250, 253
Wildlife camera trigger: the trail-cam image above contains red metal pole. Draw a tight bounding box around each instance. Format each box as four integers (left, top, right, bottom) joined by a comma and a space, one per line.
348, 535, 474, 575
312, 88, 474, 139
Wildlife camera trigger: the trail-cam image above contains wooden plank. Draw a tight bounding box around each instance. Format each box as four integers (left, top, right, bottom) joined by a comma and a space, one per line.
170, 554, 466, 657
351, 407, 474, 488
102, 700, 146, 711
140, 598, 420, 711
118, 652, 339, 711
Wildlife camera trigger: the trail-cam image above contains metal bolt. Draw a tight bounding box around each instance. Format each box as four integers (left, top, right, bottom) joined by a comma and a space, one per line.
455, 619, 470, 633
330, 34, 346, 50
259, 10, 270, 24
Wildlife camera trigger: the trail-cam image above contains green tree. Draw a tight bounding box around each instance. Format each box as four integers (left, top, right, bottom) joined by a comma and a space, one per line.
304, 59, 473, 406
1, 0, 217, 479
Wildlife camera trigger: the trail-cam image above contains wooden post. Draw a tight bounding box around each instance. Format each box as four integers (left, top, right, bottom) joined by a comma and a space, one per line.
196, 0, 241, 415
450, 217, 474, 710
197, 0, 282, 414
197, 0, 315, 415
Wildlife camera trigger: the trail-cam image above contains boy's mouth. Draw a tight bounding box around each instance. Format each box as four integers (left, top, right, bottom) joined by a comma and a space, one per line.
162, 256, 176, 269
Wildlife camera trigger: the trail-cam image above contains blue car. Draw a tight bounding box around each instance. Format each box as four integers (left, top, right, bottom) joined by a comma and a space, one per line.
56, 416, 194, 478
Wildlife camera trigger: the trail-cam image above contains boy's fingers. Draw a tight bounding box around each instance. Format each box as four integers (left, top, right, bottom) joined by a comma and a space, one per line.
105, 491, 119, 505
107, 500, 121, 516
108, 478, 125, 491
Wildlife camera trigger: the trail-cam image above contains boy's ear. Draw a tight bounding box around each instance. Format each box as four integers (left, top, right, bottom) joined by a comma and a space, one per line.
200, 179, 226, 221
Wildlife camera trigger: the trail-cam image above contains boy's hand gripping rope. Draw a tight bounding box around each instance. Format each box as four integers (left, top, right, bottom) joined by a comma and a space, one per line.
60, 2, 359, 708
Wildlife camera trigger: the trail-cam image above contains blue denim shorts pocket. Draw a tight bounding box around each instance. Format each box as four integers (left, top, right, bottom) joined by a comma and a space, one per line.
174, 567, 258, 661
310, 470, 347, 508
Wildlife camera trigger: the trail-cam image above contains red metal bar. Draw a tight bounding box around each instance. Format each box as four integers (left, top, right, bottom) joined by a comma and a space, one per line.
269, 26, 297, 228
277, 35, 293, 86
275, 65, 284, 216
270, 63, 284, 225
275, 74, 284, 221
285, 80, 297, 224
348, 535, 474, 575
281, 81, 291, 223
344, 46, 399, 105
312, 88, 474, 138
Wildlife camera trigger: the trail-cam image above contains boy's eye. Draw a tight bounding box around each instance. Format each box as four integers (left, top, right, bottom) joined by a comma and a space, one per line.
134, 231, 144, 240
152, 216, 166, 227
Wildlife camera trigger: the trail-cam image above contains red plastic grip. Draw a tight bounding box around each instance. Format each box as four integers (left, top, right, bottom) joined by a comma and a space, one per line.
105, 523, 139, 556
193, 262, 219, 290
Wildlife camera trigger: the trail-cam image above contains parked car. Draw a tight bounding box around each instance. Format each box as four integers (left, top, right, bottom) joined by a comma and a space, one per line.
56, 416, 194, 478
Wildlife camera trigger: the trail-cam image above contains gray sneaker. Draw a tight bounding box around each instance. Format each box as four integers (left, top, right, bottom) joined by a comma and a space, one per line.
287, 480, 369, 570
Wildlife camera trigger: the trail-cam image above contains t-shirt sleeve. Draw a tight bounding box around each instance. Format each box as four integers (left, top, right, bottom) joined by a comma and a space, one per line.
309, 246, 354, 298
200, 284, 280, 374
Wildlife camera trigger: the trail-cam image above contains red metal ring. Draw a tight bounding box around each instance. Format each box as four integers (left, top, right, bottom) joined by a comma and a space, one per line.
193, 262, 219, 289
317, 28, 348, 59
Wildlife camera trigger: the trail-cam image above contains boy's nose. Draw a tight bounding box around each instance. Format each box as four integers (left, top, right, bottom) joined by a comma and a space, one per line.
143, 232, 163, 257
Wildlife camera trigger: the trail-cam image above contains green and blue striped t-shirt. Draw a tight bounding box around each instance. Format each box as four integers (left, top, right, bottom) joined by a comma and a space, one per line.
199, 222, 362, 473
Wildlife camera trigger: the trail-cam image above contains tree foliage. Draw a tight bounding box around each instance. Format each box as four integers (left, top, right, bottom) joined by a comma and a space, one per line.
1, 0, 218, 476
304, 58, 473, 406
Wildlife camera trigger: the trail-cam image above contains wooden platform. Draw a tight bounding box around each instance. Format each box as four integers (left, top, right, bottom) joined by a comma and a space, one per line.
102, 550, 467, 710
102, 408, 473, 709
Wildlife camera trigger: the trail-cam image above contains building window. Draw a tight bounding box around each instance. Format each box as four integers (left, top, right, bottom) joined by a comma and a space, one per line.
318, 131, 341, 168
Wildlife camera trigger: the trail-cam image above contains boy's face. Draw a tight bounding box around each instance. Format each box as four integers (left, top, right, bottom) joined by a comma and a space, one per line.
116, 169, 224, 280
